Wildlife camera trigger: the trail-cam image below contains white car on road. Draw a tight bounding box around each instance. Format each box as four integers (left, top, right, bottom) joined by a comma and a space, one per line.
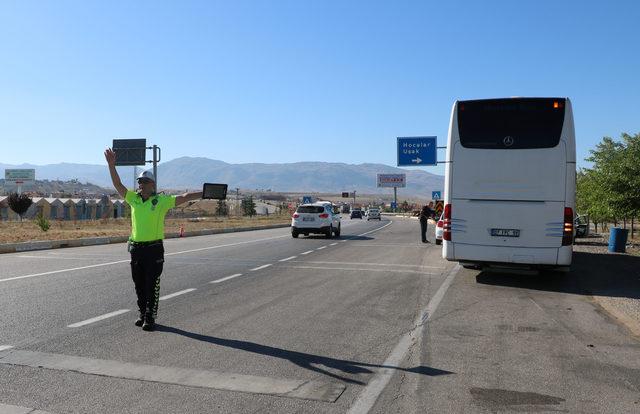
435, 213, 444, 245
366, 208, 381, 221
291, 202, 341, 238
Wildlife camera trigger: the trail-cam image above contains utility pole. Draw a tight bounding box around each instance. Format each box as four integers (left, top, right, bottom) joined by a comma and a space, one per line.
236, 188, 240, 215
353, 190, 356, 206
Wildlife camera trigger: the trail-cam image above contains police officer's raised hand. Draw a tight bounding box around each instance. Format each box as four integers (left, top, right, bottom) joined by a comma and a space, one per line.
104, 148, 117, 167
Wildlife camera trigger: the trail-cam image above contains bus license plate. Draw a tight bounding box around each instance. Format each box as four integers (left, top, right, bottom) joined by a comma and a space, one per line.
491, 228, 520, 237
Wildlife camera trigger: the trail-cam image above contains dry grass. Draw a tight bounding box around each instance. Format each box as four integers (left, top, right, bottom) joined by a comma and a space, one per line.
0, 214, 290, 244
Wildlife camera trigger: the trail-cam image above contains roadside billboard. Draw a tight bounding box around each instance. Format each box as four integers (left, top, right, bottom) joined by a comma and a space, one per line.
4, 169, 36, 186
377, 173, 406, 188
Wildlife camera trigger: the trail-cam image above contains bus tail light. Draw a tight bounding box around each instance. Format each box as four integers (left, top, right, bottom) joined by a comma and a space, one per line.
562, 207, 573, 246
443, 204, 452, 241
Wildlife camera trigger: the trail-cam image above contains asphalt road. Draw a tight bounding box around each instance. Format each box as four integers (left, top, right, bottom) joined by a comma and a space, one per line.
0, 216, 639, 413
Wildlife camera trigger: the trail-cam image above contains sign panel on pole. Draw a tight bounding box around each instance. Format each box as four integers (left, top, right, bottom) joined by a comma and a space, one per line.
397, 136, 437, 166
390, 202, 397, 210
432, 191, 442, 200
434, 200, 444, 217
377, 173, 406, 188
4, 169, 35, 186
302, 196, 313, 204
113, 139, 147, 166
341, 192, 350, 198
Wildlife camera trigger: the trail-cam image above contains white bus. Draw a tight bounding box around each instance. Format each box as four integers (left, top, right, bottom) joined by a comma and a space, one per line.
442, 97, 576, 272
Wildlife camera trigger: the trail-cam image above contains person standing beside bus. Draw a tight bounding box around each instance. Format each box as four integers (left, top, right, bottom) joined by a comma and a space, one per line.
420, 202, 435, 243
105, 148, 202, 331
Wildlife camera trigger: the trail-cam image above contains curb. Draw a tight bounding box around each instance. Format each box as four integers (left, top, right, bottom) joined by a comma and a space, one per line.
0, 223, 291, 255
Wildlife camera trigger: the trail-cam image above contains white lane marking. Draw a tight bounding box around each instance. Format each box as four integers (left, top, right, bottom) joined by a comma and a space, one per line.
68, 309, 130, 328
17, 255, 86, 260
1, 234, 288, 284
278, 256, 297, 262
357, 221, 393, 237
159, 288, 197, 301
288, 260, 444, 269
0, 259, 130, 284
165, 235, 288, 256
0, 345, 14, 352
280, 265, 437, 275
329, 243, 338, 246
347, 264, 461, 414
300, 250, 313, 255
210, 273, 243, 284
316, 246, 327, 250
250, 264, 272, 271
0, 349, 346, 403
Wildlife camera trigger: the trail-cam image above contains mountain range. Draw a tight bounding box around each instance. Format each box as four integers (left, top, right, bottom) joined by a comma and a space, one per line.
1, 157, 444, 198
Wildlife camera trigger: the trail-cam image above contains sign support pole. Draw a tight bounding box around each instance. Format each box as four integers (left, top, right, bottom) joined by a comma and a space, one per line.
393, 187, 397, 212
353, 191, 356, 206
152, 145, 159, 194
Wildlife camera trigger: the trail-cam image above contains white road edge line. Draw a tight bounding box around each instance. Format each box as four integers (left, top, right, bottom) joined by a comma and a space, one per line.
159, 288, 197, 301
316, 246, 327, 250
346, 264, 461, 414
250, 264, 272, 271
68, 309, 130, 328
0, 345, 14, 352
278, 256, 297, 262
301, 250, 313, 255
210, 274, 243, 284
357, 221, 393, 237
1, 234, 288, 284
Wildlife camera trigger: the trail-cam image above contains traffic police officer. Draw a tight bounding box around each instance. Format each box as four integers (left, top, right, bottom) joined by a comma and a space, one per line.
105, 148, 202, 331
419, 202, 435, 243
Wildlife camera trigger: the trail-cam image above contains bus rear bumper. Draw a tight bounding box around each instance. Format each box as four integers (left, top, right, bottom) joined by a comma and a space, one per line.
443, 242, 572, 268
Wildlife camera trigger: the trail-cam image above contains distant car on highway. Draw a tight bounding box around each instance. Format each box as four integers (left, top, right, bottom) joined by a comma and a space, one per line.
435, 213, 444, 245
350, 209, 363, 219
292, 202, 341, 238
367, 208, 381, 221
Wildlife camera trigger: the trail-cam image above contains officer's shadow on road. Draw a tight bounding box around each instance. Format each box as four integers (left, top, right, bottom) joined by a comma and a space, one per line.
475, 251, 640, 300
155, 325, 453, 385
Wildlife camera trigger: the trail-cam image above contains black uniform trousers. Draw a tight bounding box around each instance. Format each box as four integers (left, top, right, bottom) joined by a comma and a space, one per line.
129, 241, 164, 319
420, 218, 429, 242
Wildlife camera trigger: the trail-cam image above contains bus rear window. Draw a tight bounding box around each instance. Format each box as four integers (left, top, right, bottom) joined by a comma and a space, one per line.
457, 98, 565, 149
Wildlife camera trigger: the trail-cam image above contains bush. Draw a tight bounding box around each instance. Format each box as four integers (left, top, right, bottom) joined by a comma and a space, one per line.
35, 213, 50, 232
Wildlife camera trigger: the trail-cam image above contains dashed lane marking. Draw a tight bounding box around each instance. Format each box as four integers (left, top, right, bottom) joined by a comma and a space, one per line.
159, 288, 197, 301
210, 274, 243, 284
278, 256, 297, 262
250, 264, 272, 272
67, 309, 130, 328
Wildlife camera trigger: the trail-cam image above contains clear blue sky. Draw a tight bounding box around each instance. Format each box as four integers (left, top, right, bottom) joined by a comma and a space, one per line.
1, 0, 638, 175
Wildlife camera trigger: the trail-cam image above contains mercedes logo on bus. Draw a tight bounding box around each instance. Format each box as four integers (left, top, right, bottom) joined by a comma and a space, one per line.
503, 136, 514, 147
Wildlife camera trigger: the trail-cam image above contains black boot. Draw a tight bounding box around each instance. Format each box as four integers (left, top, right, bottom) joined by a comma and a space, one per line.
142, 314, 155, 331
134, 313, 144, 327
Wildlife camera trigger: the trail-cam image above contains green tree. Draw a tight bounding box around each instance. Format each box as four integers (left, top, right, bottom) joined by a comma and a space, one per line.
582, 133, 640, 235
8, 193, 33, 222
241, 196, 256, 217
216, 199, 229, 216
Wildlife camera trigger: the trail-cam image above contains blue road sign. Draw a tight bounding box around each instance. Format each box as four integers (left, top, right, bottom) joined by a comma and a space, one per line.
397, 136, 437, 166
302, 196, 313, 204
390, 202, 397, 209
432, 191, 442, 200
